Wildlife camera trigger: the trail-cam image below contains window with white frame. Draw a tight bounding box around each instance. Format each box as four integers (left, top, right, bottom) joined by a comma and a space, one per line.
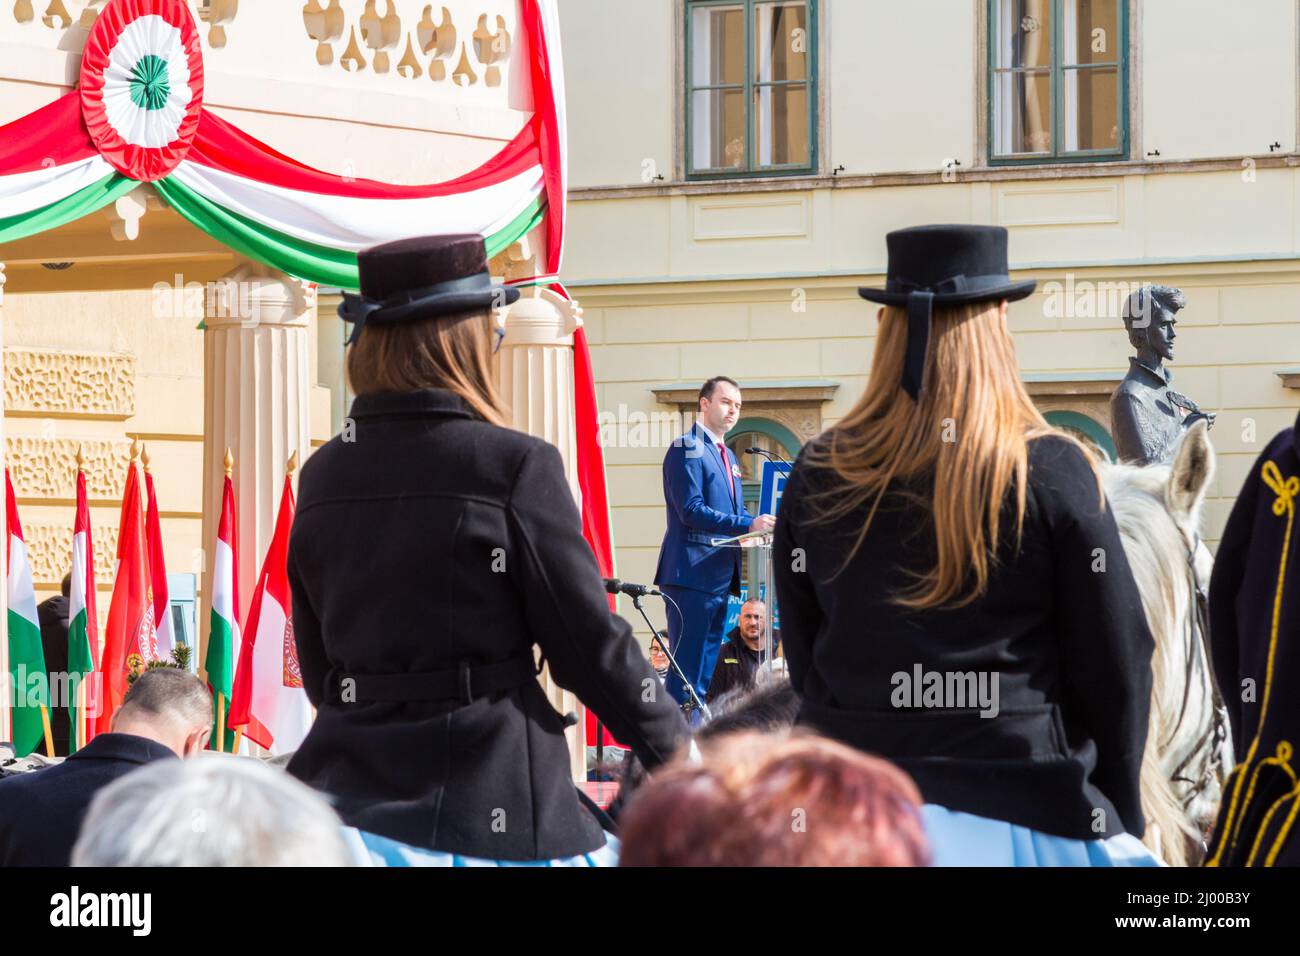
989, 0, 1127, 163
687, 0, 817, 178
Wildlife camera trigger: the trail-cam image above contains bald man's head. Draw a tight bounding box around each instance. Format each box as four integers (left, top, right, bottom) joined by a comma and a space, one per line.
112, 668, 213, 757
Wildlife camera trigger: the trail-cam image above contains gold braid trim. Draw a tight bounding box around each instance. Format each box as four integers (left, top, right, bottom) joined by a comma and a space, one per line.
1265, 786, 1300, 867
1243, 742, 1298, 866
1207, 460, 1298, 866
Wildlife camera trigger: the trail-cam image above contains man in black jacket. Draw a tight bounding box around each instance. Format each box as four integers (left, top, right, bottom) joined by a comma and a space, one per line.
35, 574, 72, 757
0, 668, 212, 866
706, 599, 776, 703
1206, 409, 1300, 866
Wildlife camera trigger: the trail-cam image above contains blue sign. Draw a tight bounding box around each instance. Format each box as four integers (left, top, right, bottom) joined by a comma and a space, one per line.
758, 460, 791, 516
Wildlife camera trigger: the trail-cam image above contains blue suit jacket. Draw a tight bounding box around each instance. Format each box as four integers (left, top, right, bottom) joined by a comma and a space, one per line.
0, 732, 176, 866
654, 424, 755, 595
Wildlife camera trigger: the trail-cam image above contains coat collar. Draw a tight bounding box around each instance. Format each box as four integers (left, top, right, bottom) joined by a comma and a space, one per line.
693, 422, 729, 464
725, 627, 762, 659
1127, 356, 1173, 388
66, 732, 176, 766
349, 388, 476, 422
695, 420, 724, 447
696, 423, 737, 504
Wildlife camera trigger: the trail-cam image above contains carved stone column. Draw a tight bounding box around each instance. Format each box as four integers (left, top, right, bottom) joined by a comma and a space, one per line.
200, 263, 314, 677
0, 262, 9, 744
494, 273, 588, 782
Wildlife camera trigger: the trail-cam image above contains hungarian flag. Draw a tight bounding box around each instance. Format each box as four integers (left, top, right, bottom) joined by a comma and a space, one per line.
95, 458, 156, 735
143, 462, 175, 659
229, 474, 311, 754
6, 471, 49, 757
0, 0, 566, 289
69, 465, 99, 751
205, 471, 239, 751
560, 285, 626, 754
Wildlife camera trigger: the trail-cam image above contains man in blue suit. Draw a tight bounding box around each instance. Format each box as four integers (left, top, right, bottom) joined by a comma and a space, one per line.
655, 377, 775, 714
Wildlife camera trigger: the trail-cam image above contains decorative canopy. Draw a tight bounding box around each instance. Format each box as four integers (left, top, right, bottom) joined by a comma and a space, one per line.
0, 0, 567, 289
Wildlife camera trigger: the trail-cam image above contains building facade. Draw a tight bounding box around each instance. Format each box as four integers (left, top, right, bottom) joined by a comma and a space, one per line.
1, 0, 593, 772
559, 0, 1300, 638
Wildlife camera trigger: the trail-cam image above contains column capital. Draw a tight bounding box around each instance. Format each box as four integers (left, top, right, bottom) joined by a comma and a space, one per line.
499, 287, 583, 348
496, 233, 542, 285
204, 261, 317, 330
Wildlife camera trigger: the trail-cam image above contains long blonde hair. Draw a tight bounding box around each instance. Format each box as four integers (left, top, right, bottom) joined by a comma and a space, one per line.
803, 300, 1097, 610
346, 308, 509, 427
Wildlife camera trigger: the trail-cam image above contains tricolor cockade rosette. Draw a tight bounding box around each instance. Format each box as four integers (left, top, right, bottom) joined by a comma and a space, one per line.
0, 0, 567, 288
79, 0, 205, 183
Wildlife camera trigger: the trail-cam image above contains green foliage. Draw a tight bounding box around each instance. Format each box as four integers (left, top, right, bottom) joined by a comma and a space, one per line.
125, 644, 193, 685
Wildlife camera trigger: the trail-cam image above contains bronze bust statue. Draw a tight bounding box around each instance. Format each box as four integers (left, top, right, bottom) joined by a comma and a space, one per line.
1110, 284, 1215, 466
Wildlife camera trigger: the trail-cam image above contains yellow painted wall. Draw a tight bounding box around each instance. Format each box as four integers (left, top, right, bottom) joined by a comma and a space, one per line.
830, 0, 978, 174
559, 1, 1300, 637
1142, 0, 1297, 160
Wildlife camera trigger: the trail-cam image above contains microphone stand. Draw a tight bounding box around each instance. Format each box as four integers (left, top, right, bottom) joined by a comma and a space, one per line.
746, 447, 792, 468
630, 592, 712, 724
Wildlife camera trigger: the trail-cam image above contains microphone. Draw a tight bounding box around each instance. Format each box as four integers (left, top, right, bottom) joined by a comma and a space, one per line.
746, 447, 791, 467
602, 578, 660, 598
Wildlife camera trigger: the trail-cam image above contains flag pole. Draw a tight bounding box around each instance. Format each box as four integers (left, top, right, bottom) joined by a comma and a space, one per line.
72, 445, 85, 753
215, 448, 235, 753
74, 679, 84, 752
39, 705, 53, 756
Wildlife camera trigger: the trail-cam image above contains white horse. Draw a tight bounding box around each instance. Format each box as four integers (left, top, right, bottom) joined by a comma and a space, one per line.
1102, 419, 1234, 866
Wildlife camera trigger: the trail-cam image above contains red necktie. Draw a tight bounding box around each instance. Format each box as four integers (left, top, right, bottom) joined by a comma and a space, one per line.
718, 443, 734, 501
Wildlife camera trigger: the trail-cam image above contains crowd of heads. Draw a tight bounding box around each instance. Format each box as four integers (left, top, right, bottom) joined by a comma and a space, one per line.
73, 757, 351, 867
5, 661, 932, 868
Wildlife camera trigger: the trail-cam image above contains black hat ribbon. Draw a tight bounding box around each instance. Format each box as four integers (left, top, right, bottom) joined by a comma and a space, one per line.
885, 272, 1020, 400
339, 271, 497, 344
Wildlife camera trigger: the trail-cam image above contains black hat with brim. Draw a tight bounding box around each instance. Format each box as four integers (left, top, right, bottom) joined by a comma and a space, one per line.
339, 233, 520, 344
857, 224, 1036, 399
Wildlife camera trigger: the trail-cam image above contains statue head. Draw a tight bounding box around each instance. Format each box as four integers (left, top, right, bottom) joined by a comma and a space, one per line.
1122, 284, 1186, 363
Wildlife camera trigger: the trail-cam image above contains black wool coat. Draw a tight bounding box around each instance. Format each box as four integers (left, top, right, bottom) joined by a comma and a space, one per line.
774, 434, 1154, 841
285, 388, 689, 861
37, 594, 71, 757
0, 733, 175, 866
1206, 410, 1300, 867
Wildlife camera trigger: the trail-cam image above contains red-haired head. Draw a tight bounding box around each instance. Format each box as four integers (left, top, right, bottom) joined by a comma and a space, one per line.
619, 731, 930, 867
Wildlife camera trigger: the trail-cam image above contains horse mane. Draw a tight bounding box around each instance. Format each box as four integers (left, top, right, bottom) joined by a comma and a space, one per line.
1102, 459, 1204, 866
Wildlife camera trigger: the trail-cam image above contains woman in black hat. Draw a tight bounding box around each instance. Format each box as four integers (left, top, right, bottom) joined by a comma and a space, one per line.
773, 224, 1160, 866
285, 234, 688, 864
